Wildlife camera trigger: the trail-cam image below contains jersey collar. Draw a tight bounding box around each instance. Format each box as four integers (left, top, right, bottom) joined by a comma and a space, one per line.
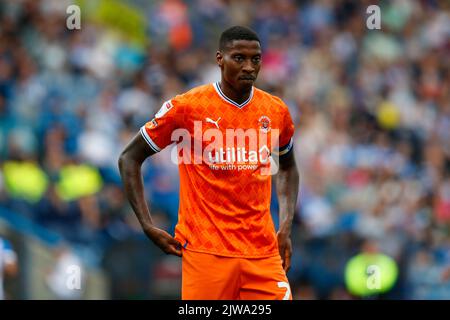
213, 82, 254, 109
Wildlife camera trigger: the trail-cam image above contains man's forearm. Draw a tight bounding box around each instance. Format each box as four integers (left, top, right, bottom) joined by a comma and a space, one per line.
275, 161, 299, 235
118, 155, 154, 232
117, 133, 181, 256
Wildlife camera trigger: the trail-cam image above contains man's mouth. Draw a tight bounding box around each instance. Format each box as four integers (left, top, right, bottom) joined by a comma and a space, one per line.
239, 76, 255, 81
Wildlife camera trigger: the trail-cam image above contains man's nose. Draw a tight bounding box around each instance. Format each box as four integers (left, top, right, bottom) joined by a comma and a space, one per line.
242, 60, 255, 73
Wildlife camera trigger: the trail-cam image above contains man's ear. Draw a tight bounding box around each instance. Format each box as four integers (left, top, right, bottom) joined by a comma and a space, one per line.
216, 51, 223, 67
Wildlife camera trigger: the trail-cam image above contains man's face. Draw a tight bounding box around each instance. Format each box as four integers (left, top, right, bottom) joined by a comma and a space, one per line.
217, 40, 262, 92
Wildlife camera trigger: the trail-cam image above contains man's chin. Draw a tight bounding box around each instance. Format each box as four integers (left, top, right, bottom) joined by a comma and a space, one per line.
237, 79, 255, 90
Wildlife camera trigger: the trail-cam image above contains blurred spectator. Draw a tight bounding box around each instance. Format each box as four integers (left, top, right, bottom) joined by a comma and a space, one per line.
46, 245, 85, 299
344, 239, 399, 299
0, 236, 18, 300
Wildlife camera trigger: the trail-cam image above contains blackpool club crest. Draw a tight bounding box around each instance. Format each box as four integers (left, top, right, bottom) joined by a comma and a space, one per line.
258, 115, 271, 133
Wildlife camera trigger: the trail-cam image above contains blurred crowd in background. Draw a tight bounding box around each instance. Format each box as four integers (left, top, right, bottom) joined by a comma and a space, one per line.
0, 0, 449, 299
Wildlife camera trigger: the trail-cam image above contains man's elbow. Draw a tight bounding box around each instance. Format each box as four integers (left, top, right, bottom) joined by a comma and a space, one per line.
118, 150, 129, 173
118, 149, 143, 174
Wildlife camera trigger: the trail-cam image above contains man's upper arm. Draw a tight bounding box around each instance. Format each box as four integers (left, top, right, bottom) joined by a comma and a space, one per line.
121, 97, 183, 163
278, 147, 296, 170
120, 132, 156, 164
139, 99, 182, 154
274, 100, 295, 169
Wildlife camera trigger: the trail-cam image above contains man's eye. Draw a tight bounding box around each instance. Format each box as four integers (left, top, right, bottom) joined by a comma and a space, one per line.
234, 56, 244, 62
252, 57, 261, 63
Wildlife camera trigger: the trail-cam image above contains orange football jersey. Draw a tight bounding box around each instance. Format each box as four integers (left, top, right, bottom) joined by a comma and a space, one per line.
141, 82, 294, 258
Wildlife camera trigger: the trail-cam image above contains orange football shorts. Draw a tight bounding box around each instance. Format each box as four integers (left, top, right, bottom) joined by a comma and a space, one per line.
181, 249, 292, 300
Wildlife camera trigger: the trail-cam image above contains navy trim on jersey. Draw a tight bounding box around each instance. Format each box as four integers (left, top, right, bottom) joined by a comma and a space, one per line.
213, 82, 254, 109
273, 138, 293, 156
140, 126, 161, 153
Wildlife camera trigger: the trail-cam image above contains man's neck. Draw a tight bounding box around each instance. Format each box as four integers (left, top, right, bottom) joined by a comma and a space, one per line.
219, 80, 252, 105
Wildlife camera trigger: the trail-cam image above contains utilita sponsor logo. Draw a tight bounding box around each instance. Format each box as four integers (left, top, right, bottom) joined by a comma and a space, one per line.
207, 146, 271, 164
168, 121, 280, 174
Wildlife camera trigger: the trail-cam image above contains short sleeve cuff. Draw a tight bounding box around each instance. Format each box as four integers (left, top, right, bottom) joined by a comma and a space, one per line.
273, 137, 293, 156
140, 126, 162, 153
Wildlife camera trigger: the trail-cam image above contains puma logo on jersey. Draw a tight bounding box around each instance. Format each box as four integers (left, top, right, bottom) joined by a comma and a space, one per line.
205, 117, 221, 129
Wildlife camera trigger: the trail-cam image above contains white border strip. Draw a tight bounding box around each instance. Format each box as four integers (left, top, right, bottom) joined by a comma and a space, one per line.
140, 126, 161, 153
213, 82, 254, 108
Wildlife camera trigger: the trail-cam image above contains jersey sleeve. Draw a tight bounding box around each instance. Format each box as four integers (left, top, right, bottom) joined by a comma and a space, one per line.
274, 103, 295, 157
140, 97, 183, 153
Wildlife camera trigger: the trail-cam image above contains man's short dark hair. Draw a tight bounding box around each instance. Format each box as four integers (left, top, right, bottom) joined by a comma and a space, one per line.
219, 26, 260, 51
